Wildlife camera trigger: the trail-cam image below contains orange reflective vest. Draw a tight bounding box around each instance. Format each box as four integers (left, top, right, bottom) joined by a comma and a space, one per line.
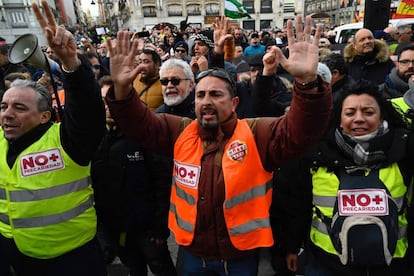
169, 119, 274, 250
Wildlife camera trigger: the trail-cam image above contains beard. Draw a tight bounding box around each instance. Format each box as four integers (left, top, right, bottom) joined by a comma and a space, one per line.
163, 89, 190, 106
199, 116, 219, 129
400, 72, 414, 82
198, 106, 219, 129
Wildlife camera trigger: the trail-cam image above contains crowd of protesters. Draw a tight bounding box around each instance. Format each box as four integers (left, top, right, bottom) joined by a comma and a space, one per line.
2, 2, 414, 275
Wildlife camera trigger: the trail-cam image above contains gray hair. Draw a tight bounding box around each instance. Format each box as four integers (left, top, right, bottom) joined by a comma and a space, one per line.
159, 58, 194, 82
9, 79, 53, 113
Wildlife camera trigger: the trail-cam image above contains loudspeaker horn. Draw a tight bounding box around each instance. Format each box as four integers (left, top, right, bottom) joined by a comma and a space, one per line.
8, 33, 59, 73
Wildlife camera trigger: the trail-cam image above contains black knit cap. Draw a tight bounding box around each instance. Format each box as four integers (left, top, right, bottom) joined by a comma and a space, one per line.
194, 30, 214, 48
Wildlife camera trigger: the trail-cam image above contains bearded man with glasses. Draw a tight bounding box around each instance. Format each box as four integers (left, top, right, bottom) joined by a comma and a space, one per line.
379, 45, 414, 99
106, 15, 332, 275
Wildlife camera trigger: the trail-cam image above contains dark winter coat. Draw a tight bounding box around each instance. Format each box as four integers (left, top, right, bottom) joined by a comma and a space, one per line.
344, 39, 395, 85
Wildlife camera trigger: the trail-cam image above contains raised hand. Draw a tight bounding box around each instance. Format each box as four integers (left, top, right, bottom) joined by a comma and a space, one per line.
267, 15, 321, 84
108, 31, 141, 99
32, 0, 79, 71
262, 47, 280, 76
212, 16, 234, 54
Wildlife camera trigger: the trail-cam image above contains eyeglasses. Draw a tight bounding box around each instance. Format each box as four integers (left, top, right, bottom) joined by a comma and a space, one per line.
92, 64, 101, 69
196, 69, 236, 95
175, 49, 187, 53
398, 59, 414, 66
160, 77, 190, 86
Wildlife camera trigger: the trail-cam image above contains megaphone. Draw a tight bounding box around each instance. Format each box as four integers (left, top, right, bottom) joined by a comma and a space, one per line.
8, 33, 59, 74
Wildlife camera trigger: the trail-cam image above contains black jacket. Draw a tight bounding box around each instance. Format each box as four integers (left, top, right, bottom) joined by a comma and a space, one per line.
344, 39, 395, 85
156, 91, 195, 119
252, 73, 293, 117
91, 128, 171, 238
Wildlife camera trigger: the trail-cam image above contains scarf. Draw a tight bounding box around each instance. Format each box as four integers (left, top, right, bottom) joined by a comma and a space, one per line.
334, 121, 389, 173
387, 67, 409, 94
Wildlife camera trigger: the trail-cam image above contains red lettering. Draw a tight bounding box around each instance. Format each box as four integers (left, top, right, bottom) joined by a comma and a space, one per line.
49, 153, 59, 162
35, 155, 48, 166
372, 195, 384, 205
22, 157, 35, 169
188, 170, 195, 179
357, 194, 370, 206
178, 167, 187, 178
342, 194, 355, 206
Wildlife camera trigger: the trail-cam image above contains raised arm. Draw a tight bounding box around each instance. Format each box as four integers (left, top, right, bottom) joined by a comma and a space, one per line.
212, 16, 234, 55
107, 31, 141, 100
33, 0, 105, 165
32, 1, 79, 71
256, 15, 332, 170
263, 15, 321, 85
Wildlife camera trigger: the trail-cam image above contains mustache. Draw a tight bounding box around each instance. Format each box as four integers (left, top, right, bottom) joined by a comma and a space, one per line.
201, 105, 216, 112
165, 88, 179, 95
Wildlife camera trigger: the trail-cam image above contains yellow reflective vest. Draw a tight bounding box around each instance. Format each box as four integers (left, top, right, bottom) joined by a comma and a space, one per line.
170, 119, 274, 250
310, 165, 408, 259
0, 124, 96, 258
391, 97, 411, 124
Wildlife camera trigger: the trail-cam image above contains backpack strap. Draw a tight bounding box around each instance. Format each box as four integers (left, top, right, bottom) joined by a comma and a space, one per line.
138, 77, 159, 98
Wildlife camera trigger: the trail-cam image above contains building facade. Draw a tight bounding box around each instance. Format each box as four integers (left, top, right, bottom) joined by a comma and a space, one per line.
0, 0, 85, 45
0, 0, 403, 45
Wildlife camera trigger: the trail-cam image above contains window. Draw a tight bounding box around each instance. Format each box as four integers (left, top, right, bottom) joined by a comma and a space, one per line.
243, 20, 255, 31
260, 20, 272, 30
168, 4, 182, 16
284, 2, 295, 13
260, 0, 272, 13
243, 0, 255, 13
206, 3, 219, 15
143, 6, 156, 17
10, 10, 27, 28
187, 4, 201, 15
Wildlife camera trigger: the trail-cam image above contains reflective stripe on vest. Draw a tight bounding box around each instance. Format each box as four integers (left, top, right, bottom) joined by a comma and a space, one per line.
230, 217, 271, 236
225, 180, 273, 209
0, 177, 90, 227
0, 188, 6, 200
9, 177, 90, 202
169, 203, 193, 232
0, 214, 9, 225
13, 195, 93, 228
171, 178, 196, 205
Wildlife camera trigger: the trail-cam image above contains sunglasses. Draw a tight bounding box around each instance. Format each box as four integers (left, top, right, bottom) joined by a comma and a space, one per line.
160, 77, 190, 86
175, 49, 187, 53
92, 64, 101, 69
196, 69, 236, 95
